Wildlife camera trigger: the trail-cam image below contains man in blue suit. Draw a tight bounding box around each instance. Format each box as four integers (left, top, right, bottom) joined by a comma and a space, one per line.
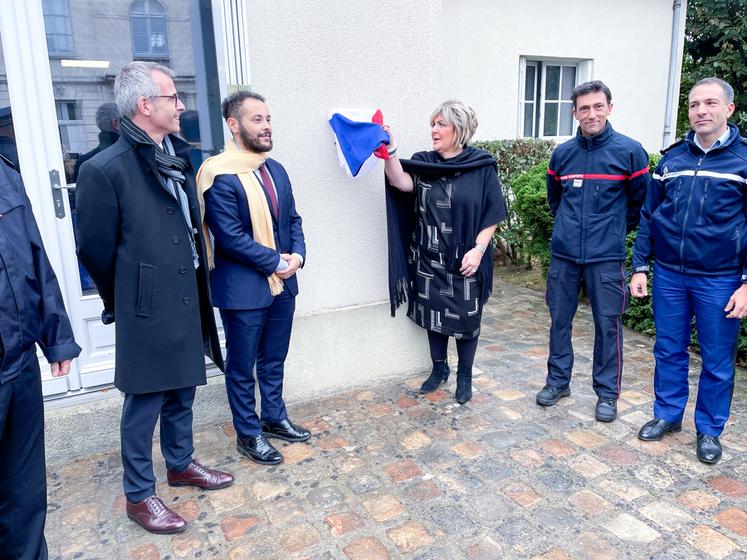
201, 91, 309, 465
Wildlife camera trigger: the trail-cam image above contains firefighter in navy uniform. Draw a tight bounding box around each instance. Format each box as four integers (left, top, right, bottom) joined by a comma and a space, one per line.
632, 77, 747, 464
537, 80, 650, 423
0, 154, 81, 559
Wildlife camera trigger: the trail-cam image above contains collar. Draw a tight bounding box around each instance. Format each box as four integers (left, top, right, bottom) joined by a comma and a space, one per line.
574, 122, 614, 150
693, 127, 732, 153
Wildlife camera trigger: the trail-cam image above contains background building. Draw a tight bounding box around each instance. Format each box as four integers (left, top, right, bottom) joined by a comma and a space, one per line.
0, 0, 686, 406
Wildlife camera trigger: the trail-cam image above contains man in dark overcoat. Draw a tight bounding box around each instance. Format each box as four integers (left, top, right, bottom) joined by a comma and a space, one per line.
76, 61, 233, 535
0, 155, 81, 559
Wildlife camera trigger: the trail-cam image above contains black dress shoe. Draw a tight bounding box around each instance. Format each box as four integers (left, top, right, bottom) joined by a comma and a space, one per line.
536, 384, 570, 406
237, 435, 283, 465
637, 417, 682, 441
697, 433, 722, 464
420, 361, 450, 393
261, 418, 311, 442
595, 397, 617, 423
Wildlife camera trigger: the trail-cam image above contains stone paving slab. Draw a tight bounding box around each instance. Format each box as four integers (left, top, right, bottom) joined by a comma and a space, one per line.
45, 281, 747, 559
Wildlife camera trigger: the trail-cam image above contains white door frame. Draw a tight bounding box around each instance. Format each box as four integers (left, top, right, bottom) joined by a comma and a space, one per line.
0, 0, 239, 401
0, 0, 87, 396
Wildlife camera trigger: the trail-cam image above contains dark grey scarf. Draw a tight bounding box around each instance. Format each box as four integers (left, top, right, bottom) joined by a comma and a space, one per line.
120, 116, 199, 268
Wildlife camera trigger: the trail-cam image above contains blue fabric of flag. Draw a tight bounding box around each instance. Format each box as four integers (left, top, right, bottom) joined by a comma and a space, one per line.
328, 113, 390, 176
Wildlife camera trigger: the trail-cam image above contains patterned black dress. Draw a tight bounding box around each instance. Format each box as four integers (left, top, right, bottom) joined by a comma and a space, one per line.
402, 148, 506, 339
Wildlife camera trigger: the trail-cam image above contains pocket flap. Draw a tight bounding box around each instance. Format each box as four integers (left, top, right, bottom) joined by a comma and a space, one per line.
600, 271, 625, 284
0, 185, 24, 215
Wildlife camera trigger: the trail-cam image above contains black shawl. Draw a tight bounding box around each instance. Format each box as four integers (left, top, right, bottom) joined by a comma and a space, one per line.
385, 146, 506, 316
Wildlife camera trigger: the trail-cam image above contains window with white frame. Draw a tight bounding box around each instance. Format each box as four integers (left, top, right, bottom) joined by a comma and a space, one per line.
56, 100, 86, 154
43, 0, 74, 56
130, 0, 169, 60
520, 58, 592, 139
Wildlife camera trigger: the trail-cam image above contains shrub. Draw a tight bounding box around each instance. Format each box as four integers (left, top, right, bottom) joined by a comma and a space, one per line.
511, 161, 553, 269
472, 139, 555, 267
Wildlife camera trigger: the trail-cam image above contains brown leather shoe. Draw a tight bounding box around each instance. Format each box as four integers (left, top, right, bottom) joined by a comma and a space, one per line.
167, 460, 235, 490
126, 495, 187, 534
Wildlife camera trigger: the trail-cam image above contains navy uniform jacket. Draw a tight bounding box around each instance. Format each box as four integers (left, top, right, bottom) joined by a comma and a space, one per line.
204, 158, 306, 310
0, 156, 80, 382
547, 123, 650, 263
633, 124, 747, 277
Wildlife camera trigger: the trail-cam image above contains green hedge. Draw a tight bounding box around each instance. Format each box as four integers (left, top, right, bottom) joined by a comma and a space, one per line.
471, 139, 555, 267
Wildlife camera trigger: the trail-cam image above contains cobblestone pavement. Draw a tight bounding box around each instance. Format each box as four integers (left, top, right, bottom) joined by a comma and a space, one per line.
46, 281, 747, 559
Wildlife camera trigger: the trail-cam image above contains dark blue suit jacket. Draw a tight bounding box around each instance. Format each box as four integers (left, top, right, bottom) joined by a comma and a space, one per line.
204, 158, 305, 310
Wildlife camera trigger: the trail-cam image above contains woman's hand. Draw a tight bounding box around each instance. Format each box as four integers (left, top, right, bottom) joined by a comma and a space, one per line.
460, 248, 483, 277
383, 123, 413, 192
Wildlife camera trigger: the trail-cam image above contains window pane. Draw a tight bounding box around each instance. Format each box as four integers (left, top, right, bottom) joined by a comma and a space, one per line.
523, 103, 535, 137
545, 66, 560, 101
524, 65, 536, 102
561, 66, 576, 99
543, 103, 559, 136
559, 103, 574, 136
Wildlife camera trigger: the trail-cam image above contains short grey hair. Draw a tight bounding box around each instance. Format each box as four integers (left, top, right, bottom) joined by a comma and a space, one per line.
690, 77, 734, 103
114, 61, 175, 118
430, 100, 478, 147
95, 102, 120, 132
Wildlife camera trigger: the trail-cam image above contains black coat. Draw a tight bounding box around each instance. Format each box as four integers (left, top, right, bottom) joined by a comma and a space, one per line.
0, 157, 80, 382
76, 134, 224, 394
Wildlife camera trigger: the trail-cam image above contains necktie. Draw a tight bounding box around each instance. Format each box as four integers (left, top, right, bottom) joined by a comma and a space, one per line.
258, 164, 279, 218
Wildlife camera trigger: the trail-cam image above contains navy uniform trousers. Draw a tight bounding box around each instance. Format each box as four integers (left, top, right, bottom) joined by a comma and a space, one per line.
120, 387, 196, 502
545, 256, 629, 399
220, 290, 295, 438
0, 349, 48, 560
652, 266, 741, 435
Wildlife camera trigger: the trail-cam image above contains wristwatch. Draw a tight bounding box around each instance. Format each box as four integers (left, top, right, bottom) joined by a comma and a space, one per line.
474, 243, 487, 254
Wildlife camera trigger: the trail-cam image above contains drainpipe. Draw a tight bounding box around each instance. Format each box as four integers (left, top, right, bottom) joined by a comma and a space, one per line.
662, 0, 684, 148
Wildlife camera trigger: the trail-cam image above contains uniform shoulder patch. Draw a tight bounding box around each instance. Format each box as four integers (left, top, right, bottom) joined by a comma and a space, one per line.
660, 138, 685, 155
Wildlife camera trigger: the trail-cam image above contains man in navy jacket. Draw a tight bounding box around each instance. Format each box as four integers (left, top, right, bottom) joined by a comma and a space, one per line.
0, 155, 80, 559
203, 91, 309, 465
537, 81, 650, 423
631, 77, 747, 464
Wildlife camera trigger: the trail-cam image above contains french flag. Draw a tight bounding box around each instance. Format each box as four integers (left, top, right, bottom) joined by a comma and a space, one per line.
328, 109, 391, 178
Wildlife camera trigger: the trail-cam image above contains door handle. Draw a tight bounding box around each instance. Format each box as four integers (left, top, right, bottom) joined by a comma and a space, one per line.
49, 169, 66, 219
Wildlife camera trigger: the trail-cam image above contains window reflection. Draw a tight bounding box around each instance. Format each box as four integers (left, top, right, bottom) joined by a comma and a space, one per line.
130, 0, 169, 60
43, 0, 75, 56
1, 0, 223, 296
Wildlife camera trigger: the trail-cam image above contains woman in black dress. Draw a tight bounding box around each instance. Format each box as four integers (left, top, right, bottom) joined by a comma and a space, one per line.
384, 100, 506, 403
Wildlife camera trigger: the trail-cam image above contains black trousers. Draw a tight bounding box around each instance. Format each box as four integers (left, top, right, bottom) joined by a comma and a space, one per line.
0, 349, 48, 560
427, 330, 479, 371
545, 256, 629, 399
120, 387, 196, 502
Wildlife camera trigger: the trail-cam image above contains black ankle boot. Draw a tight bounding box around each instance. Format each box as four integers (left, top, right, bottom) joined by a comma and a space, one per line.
455, 368, 472, 404
419, 361, 450, 393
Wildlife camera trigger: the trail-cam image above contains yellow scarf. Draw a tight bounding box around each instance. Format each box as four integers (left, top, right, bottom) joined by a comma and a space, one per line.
196, 140, 284, 296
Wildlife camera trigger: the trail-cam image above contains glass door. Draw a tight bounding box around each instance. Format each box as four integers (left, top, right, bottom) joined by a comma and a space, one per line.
0, 0, 225, 399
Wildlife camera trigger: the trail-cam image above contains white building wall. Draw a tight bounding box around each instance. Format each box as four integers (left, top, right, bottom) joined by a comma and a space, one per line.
441, 0, 681, 153
242, 0, 443, 397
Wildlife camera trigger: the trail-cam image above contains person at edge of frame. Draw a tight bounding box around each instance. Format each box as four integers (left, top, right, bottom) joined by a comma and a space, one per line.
631, 76, 747, 465
0, 153, 81, 560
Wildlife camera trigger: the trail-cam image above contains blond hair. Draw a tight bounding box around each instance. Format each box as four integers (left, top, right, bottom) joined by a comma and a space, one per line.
430, 100, 478, 148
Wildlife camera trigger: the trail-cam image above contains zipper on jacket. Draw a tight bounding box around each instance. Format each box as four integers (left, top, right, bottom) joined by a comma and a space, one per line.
736, 227, 742, 265
679, 154, 705, 268
593, 183, 600, 213
580, 147, 591, 262
698, 182, 709, 223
